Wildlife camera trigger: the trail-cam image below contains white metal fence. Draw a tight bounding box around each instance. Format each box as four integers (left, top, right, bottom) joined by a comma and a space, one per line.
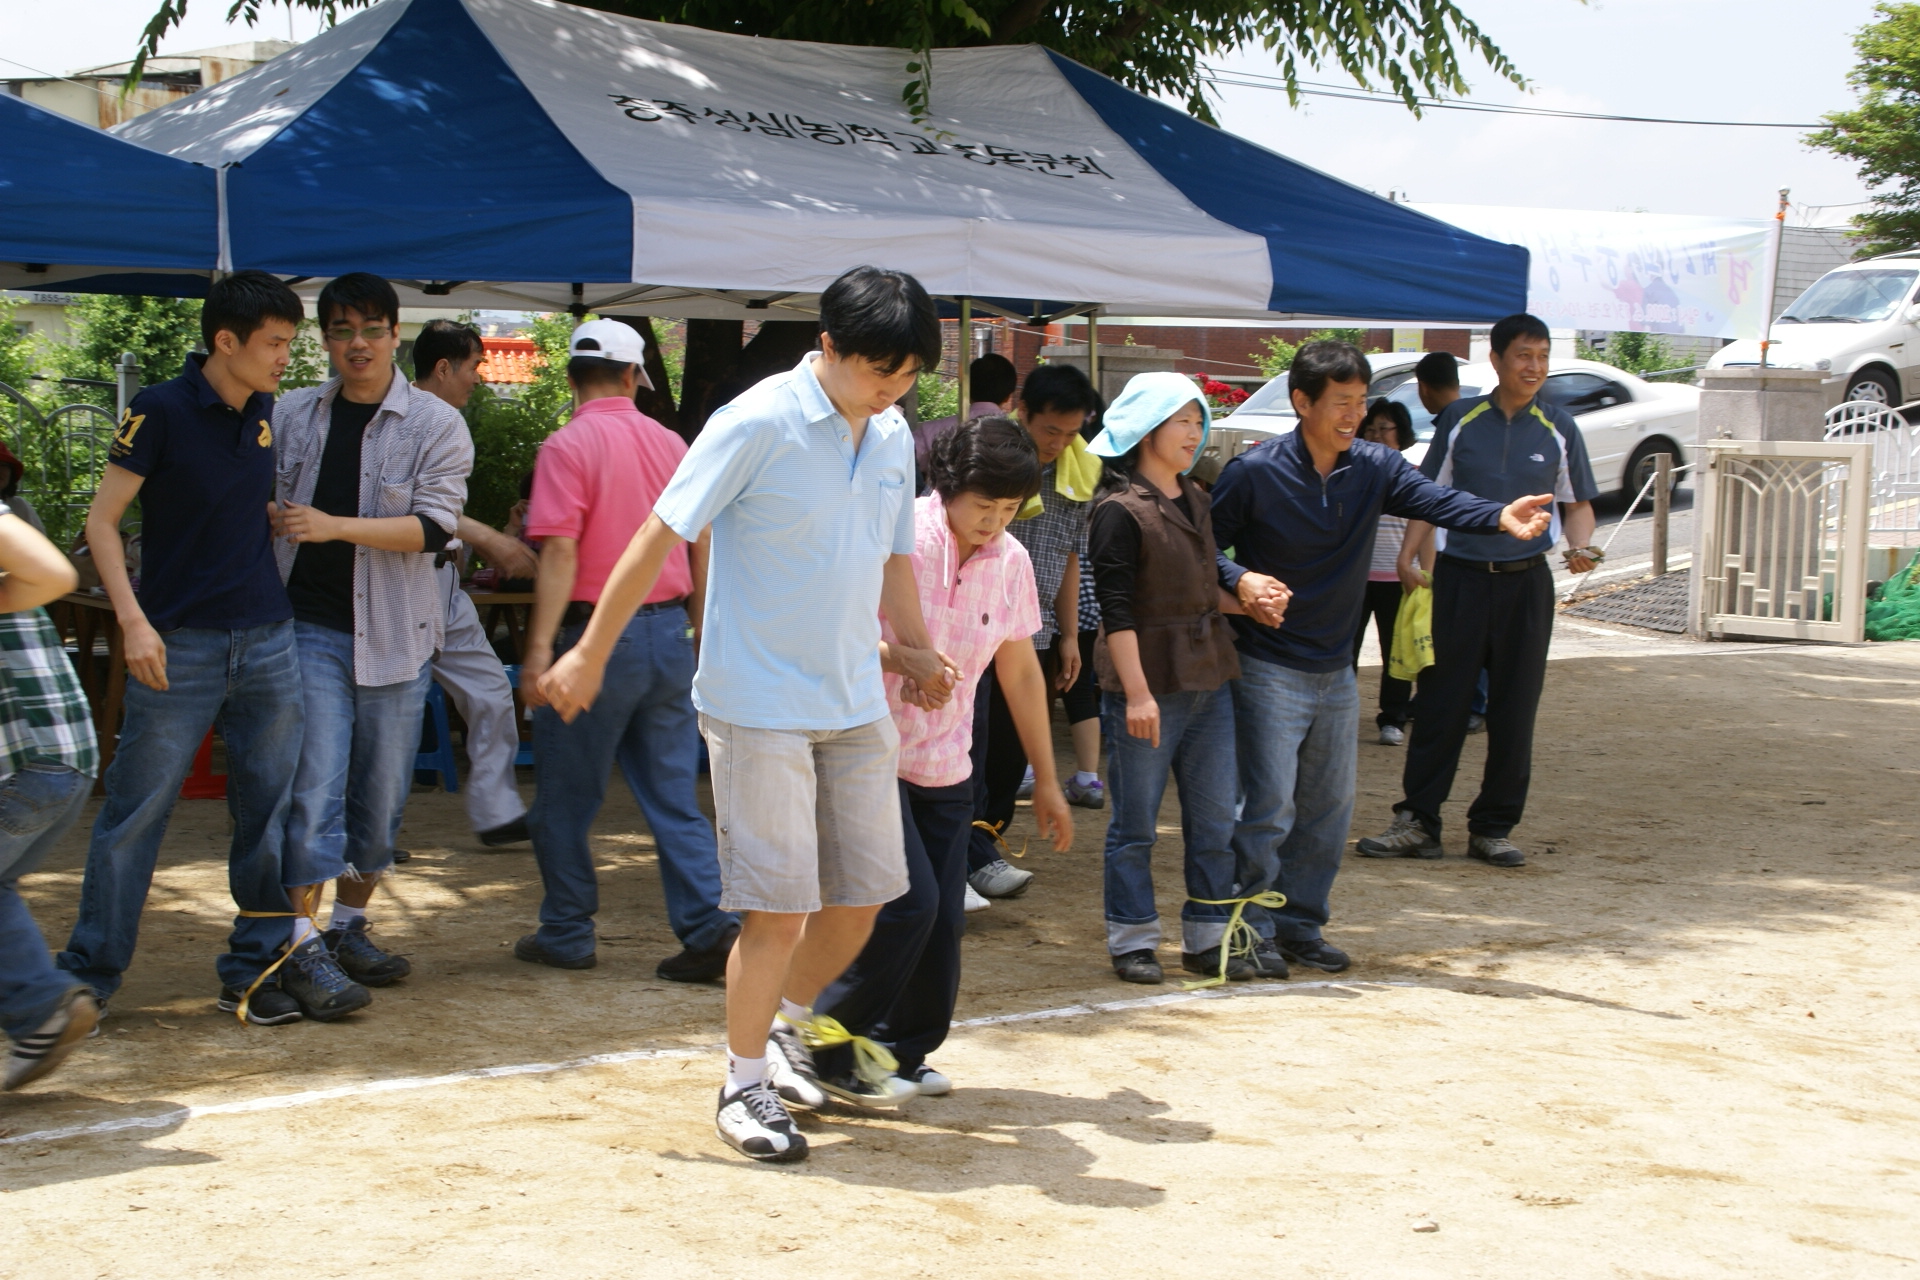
1822, 398, 1920, 536
1695, 438, 1871, 642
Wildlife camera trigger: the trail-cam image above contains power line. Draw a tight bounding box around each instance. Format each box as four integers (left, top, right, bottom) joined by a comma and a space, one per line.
1198, 67, 1825, 130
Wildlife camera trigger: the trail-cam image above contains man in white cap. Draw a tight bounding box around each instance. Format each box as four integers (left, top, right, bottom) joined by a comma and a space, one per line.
514, 320, 736, 984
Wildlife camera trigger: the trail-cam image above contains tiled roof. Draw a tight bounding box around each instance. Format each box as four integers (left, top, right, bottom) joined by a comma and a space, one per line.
479, 337, 542, 385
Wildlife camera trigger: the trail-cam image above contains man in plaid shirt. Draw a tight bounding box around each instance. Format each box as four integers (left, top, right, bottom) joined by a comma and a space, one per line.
0, 502, 102, 1090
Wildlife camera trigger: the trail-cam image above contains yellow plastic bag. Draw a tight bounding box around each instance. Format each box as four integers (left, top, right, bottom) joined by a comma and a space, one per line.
1388, 585, 1434, 682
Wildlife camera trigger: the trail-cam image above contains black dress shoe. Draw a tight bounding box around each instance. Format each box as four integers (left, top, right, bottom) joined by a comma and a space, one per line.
656, 923, 740, 983
479, 817, 531, 848
514, 933, 596, 970
1111, 949, 1163, 984
1275, 937, 1351, 974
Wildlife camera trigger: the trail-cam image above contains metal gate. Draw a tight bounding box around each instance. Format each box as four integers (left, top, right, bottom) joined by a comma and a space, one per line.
1822, 399, 1920, 536
1695, 438, 1871, 642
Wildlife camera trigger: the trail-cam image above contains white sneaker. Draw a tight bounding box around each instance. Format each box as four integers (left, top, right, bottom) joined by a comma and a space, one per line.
766, 1019, 827, 1110
1016, 765, 1035, 799
902, 1063, 953, 1096
1377, 724, 1405, 746
970, 858, 1033, 899
819, 1069, 918, 1109
963, 882, 991, 913
716, 1081, 808, 1163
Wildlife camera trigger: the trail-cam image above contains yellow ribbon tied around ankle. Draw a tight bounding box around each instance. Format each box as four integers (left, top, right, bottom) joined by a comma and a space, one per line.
232, 883, 326, 1026
1180, 890, 1287, 991
971, 818, 1028, 860
800, 1014, 899, 1086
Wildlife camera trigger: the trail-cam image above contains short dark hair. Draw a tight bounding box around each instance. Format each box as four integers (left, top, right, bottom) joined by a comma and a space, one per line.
201, 269, 303, 350
929, 415, 1042, 503
318, 272, 400, 331
1413, 351, 1459, 389
1490, 313, 1551, 356
1288, 340, 1371, 404
969, 353, 1017, 406
1019, 362, 1099, 417
413, 319, 484, 382
566, 355, 635, 389
1363, 397, 1416, 451
818, 266, 941, 376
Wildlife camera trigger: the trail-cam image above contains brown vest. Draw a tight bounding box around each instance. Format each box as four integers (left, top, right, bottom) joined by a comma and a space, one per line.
1094, 475, 1241, 695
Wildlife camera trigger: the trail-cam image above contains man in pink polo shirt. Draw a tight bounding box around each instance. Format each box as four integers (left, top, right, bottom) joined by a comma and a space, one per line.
778, 416, 1072, 1105
514, 320, 735, 982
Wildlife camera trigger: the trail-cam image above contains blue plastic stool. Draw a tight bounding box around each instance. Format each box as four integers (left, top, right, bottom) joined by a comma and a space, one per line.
414, 681, 461, 792
502, 665, 534, 767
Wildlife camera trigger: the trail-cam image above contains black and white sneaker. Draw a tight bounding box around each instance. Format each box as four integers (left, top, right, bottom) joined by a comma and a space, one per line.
5, 987, 98, 1091
766, 1018, 827, 1110
217, 982, 303, 1026
818, 1068, 917, 1110
716, 1081, 809, 1163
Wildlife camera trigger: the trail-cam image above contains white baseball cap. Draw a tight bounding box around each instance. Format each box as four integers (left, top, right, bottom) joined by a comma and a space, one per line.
567, 319, 653, 388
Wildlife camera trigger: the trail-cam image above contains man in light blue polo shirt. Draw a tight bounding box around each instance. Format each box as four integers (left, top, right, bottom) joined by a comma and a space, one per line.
540, 266, 954, 1164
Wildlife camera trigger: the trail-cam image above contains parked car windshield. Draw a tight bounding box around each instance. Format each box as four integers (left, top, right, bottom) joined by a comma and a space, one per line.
1778, 268, 1919, 324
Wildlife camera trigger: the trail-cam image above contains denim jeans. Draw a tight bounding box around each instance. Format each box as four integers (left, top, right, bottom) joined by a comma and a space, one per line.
1229, 653, 1358, 943
1100, 685, 1239, 955
527, 610, 731, 960
0, 764, 93, 1037
816, 776, 974, 1075
282, 622, 431, 887
58, 622, 304, 997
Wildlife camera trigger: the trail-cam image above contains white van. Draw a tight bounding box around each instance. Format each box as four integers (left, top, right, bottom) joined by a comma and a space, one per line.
1708, 250, 1920, 406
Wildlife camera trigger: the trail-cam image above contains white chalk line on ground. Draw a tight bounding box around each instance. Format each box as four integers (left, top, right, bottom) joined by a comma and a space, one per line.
1, 979, 1414, 1150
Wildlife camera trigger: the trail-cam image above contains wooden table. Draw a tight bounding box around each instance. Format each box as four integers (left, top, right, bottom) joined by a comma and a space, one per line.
463, 590, 536, 660
46, 591, 126, 788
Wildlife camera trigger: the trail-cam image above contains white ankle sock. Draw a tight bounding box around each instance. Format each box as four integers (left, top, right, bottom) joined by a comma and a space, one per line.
727, 1053, 767, 1093
778, 998, 810, 1025
329, 903, 366, 931
1072, 770, 1099, 786
291, 917, 319, 949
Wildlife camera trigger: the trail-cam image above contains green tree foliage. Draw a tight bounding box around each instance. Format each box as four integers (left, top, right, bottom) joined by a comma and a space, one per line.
457, 312, 577, 529
1810, 3, 1920, 256
0, 297, 40, 399
917, 369, 960, 423
138, 0, 1523, 126
1575, 331, 1679, 379
1250, 327, 1371, 377
45, 294, 203, 408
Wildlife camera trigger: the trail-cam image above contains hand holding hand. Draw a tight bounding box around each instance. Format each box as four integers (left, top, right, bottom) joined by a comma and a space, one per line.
895, 646, 959, 705
1030, 781, 1075, 852
1236, 571, 1291, 628
537, 647, 603, 723
269, 501, 338, 545
1499, 494, 1555, 542
122, 616, 168, 692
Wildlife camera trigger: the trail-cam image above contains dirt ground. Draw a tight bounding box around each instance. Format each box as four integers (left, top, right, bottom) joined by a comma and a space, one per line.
4, 636, 1918, 1278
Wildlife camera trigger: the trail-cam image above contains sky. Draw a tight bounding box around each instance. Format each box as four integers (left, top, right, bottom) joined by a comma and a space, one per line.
0, 0, 1883, 224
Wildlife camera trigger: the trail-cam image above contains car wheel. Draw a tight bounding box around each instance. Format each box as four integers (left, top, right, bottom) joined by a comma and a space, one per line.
1844, 367, 1901, 410
1624, 440, 1681, 509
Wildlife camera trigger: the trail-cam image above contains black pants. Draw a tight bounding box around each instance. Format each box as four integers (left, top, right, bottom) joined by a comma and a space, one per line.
1398, 557, 1553, 838
966, 634, 1086, 873
814, 777, 974, 1074
1351, 579, 1413, 728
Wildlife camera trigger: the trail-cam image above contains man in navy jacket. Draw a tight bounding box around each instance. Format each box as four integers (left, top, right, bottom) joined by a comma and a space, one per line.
1210, 341, 1553, 974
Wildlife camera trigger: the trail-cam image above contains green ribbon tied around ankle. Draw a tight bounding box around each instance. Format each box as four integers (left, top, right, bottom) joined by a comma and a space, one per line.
800, 1014, 900, 1086
1180, 891, 1287, 991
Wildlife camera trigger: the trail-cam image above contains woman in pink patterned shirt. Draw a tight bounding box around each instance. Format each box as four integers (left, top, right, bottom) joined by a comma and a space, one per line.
806, 417, 1073, 1103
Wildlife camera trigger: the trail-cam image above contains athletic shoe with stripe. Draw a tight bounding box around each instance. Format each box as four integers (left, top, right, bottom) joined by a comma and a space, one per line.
5, 987, 98, 1091
766, 1018, 827, 1110
716, 1081, 808, 1163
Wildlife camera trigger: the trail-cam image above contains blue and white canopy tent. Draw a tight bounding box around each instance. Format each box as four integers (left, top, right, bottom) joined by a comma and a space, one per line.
4, 0, 1525, 326
0, 93, 217, 298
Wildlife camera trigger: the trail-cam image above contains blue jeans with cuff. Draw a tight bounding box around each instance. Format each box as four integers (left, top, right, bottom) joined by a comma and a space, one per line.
282, 622, 431, 888
1100, 685, 1239, 956
58, 622, 304, 998
1229, 653, 1358, 943
527, 610, 731, 961
0, 764, 94, 1037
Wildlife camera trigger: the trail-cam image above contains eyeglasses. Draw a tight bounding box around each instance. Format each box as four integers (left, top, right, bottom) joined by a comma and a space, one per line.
323, 324, 394, 343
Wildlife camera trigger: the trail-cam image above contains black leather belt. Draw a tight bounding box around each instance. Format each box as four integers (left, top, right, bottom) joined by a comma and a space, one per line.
561, 597, 688, 628
1440, 553, 1547, 575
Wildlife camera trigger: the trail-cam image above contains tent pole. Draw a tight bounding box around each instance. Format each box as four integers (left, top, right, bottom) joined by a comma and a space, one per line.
1087, 307, 1101, 400
957, 297, 972, 416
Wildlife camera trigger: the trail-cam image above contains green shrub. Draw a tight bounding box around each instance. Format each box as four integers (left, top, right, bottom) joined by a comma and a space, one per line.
458, 312, 576, 530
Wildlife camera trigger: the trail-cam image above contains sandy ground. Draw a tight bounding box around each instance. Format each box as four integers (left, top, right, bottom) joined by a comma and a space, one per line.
4, 630, 1918, 1278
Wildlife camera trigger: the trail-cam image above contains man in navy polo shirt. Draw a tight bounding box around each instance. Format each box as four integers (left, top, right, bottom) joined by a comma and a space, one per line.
1361, 313, 1600, 869
58, 271, 318, 1027
1210, 341, 1554, 976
